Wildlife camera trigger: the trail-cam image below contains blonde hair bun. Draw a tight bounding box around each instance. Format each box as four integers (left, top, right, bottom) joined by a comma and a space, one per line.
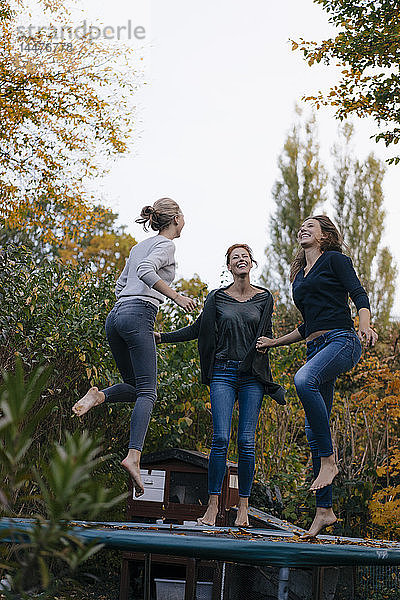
135, 198, 181, 232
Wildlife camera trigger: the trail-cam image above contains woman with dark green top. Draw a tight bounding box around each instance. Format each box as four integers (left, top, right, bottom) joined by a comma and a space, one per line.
156, 244, 284, 527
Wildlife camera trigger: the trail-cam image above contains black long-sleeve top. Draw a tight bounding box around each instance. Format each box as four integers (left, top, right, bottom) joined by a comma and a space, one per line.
159, 286, 284, 399
292, 251, 371, 339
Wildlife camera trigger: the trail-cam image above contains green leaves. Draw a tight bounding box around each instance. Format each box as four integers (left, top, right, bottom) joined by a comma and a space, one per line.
150, 277, 211, 451
261, 108, 327, 303
0, 358, 55, 509
293, 0, 400, 159
0, 358, 127, 595
34, 431, 126, 522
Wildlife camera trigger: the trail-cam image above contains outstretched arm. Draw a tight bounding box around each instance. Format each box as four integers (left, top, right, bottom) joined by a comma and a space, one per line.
256, 328, 303, 352
136, 239, 196, 313
153, 279, 196, 313
330, 253, 378, 346
156, 314, 202, 344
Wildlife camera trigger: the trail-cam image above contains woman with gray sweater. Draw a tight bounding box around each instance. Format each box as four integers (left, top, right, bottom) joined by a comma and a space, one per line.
72, 198, 195, 496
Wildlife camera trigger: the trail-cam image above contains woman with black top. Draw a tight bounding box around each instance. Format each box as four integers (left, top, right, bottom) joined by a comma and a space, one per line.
256, 215, 378, 538
155, 244, 285, 527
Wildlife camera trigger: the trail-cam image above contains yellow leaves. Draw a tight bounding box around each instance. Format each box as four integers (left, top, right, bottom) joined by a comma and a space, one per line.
389, 378, 400, 395
363, 393, 379, 404
376, 465, 386, 478
369, 485, 400, 529
377, 395, 400, 412
177, 416, 193, 427
377, 449, 400, 480
0, 4, 141, 250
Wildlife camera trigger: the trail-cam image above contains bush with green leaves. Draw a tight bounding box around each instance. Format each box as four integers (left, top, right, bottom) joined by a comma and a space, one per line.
0, 245, 134, 516
0, 247, 214, 460
150, 275, 213, 451
0, 359, 126, 598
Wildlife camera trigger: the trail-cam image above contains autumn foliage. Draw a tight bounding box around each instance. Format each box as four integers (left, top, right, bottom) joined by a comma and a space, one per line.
1, 0, 400, 555
350, 360, 400, 535
0, 0, 140, 252
292, 0, 400, 163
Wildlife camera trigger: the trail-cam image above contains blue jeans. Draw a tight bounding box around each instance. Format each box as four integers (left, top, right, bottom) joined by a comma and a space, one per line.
102, 298, 158, 451
294, 329, 362, 507
208, 359, 264, 498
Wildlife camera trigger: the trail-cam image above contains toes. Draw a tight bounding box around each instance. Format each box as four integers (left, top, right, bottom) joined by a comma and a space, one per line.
197, 519, 214, 526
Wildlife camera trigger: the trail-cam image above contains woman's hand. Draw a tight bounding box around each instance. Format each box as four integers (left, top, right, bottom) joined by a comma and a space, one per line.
256, 336, 275, 353
358, 325, 378, 347
256, 329, 302, 352
358, 308, 378, 347
154, 332, 161, 344
174, 294, 196, 313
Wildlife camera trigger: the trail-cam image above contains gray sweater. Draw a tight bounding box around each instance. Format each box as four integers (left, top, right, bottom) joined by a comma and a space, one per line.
115, 235, 176, 307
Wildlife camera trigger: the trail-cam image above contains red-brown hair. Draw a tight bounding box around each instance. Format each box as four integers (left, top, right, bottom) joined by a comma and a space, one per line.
225, 244, 258, 267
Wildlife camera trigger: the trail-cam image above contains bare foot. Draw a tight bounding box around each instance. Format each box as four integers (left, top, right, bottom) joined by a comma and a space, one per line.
197, 496, 219, 526
121, 455, 144, 498
302, 507, 337, 539
310, 457, 339, 491
234, 500, 249, 527
72, 387, 105, 416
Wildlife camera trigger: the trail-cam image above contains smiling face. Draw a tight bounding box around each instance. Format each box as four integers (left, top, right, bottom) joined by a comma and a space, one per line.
227, 247, 253, 277
297, 218, 324, 249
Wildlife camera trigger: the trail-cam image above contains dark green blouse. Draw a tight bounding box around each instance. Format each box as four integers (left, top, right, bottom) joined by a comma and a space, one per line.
215, 290, 269, 361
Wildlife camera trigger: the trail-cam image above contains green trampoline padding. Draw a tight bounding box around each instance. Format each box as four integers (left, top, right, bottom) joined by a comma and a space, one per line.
1, 518, 400, 567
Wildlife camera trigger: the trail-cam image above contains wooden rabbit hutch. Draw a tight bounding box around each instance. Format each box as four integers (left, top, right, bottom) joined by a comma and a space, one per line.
120, 448, 239, 600
127, 448, 239, 526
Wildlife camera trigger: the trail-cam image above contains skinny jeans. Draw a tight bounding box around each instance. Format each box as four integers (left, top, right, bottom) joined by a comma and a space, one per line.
294, 329, 362, 507
208, 359, 264, 498
101, 298, 158, 451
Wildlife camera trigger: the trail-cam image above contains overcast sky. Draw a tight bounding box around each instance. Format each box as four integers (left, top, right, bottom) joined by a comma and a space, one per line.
79, 0, 400, 316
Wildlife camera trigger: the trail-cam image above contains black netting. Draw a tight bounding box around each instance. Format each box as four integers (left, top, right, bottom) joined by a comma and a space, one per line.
355, 565, 400, 600
122, 557, 400, 599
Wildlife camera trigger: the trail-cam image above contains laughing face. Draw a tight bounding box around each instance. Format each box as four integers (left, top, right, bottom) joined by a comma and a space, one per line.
227, 247, 252, 276
297, 218, 324, 249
